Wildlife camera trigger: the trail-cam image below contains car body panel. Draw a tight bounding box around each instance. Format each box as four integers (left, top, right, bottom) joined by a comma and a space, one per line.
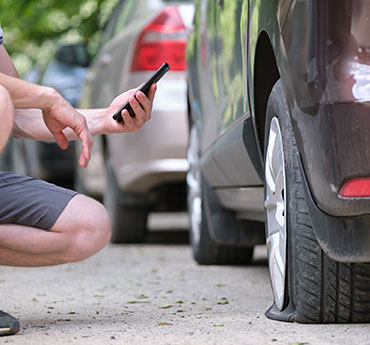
279, 0, 370, 216
79, 0, 194, 198
187, 0, 370, 260
189, 0, 370, 217
109, 72, 189, 192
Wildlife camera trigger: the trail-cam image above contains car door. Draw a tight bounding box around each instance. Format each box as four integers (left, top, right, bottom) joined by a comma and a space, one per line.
195, 0, 223, 155
209, 0, 261, 187
214, 0, 246, 132
86, 0, 139, 108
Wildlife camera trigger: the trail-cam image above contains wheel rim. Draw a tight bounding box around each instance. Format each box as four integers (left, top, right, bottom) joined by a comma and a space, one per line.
187, 126, 202, 247
265, 117, 287, 310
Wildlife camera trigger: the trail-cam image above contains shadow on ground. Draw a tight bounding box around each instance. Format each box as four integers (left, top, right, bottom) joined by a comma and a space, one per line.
145, 230, 189, 245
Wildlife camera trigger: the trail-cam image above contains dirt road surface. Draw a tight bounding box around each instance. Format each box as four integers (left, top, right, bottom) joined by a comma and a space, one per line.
0, 214, 369, 345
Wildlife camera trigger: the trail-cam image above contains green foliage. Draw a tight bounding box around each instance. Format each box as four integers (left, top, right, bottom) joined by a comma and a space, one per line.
1, 0, 119, 75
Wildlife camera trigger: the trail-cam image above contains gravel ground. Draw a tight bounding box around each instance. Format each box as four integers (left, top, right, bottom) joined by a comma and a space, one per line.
0, 216, 369, 345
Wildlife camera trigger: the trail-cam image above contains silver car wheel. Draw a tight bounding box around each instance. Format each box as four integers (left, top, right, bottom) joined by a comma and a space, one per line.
187, 126, 202, 247
265, 117, 287, 311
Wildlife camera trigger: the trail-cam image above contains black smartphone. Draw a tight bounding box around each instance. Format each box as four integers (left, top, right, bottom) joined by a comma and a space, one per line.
112, 62, 170, 122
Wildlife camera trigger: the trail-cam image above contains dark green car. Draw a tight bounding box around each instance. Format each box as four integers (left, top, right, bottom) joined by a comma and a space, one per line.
187, 0, 370, 323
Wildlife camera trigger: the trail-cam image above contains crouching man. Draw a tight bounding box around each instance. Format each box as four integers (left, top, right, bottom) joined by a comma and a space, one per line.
0, 24, 156, 335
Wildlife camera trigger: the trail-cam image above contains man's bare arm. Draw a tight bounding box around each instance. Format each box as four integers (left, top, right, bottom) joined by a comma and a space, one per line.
13, 108, 105, 141
13, 84, 156, 141
0, 71, 59, 110
0, 43, 155, 167
0, 45, 19, 78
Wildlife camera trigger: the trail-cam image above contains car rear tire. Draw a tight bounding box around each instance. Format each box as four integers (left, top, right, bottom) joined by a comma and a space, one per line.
187, 125, 254, 265
104, 161, 149, 244
264, 79, 370, 323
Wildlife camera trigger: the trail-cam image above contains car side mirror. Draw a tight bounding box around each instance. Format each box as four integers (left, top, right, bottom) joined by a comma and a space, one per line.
55, 43, 90, 67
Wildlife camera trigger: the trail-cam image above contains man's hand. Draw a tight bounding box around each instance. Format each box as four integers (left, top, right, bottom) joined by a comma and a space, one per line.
105, 84, 156, 133
42, 91, 93, 168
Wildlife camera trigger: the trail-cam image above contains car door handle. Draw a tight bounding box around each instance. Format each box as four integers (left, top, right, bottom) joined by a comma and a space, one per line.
85, 71, 96, 83
98, 53, 112, 67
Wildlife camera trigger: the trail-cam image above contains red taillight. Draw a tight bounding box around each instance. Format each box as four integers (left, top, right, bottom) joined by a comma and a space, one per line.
339, 178, 370, 197
131, 7, 187, 71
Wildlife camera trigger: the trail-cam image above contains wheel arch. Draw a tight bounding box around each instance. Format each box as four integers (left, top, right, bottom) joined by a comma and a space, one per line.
253, 30, 280, 156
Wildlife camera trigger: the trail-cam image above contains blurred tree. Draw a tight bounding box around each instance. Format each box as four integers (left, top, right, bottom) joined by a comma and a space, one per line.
1, 0, 119, 75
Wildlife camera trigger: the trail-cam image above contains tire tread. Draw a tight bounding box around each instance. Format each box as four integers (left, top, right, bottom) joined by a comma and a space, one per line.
268, 80, 370, 323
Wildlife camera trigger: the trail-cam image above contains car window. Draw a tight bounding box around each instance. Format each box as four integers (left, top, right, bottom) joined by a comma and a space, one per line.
102, 0, 125, 45
113, 0, 137, 36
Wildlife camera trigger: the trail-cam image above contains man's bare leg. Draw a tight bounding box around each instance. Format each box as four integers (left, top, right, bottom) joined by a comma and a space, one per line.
0, 193, 111, 335
0, 194, 111, 267
0, 85, 20, 335
0, 85, 111, 335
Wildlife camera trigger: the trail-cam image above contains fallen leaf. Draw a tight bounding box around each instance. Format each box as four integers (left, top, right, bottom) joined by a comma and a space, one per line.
217, 297, 230, 305
213, 324, 224, 327
57, 319, 71, 322
202, 307, 212, 311
158, 322, 172, 326
127, 301, 150, 304
160, 304, 173, 309
93, 294, 105, 298
135, 294, 149, 299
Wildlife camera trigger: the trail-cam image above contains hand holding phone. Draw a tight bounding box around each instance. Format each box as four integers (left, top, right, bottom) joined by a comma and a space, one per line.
113, 62, 170, 122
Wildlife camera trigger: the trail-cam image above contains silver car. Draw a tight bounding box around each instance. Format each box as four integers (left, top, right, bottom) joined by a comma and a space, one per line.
77, 0, 194, 243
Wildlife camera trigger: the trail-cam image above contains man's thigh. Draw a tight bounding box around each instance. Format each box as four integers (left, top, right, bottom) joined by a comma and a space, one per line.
0, 172, 77, 230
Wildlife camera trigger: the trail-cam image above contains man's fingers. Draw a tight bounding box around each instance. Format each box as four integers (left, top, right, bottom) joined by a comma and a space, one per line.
129, 96, 146, 122
121, 109, 139, 131
78, 132, 93, 167
72, 116, 93, 168
147, 83, 157, 103
53, 131, 69, 150
136, 91, 152, 115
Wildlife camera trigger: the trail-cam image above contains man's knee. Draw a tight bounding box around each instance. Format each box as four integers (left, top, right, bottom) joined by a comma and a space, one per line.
0, 85, 14, 120
0, 85, 14, 152
54, 195, 111, 263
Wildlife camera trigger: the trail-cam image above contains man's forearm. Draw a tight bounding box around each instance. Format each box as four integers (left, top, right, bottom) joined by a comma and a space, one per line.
0, 71, 57, 110
13, 108, 107, 141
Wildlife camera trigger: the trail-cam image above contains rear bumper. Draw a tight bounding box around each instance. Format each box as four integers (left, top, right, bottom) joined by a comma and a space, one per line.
108, 72, 189, 194
296, 101, 370, 217
283, 0, 370, 217
115, 158, 188, 194
300, 157, 370, 262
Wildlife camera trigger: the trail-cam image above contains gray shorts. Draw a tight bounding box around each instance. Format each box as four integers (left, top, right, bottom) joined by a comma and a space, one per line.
0, 172, 77, 230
